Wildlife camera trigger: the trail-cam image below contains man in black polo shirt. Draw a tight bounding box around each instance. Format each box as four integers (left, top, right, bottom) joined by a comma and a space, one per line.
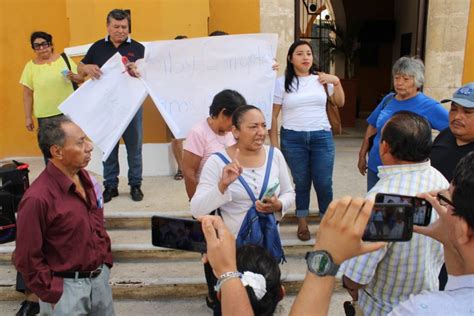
430, 82, 474, 290
78, 9, 145, 203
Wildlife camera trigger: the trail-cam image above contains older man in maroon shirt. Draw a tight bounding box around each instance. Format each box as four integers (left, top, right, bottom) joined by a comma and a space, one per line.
14, 116, 114, 315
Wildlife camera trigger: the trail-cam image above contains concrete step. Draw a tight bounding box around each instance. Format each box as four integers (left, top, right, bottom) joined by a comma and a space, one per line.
0, 290, 350, 316
0, 256, 342, 301
104, 211, 322, 229
0, 224, 320, 262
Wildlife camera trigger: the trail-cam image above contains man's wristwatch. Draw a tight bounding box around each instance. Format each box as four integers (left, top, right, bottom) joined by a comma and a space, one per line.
305, 250, 340, 276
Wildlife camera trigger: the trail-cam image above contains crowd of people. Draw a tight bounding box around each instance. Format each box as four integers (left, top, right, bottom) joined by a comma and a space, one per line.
11, 7, 474, 316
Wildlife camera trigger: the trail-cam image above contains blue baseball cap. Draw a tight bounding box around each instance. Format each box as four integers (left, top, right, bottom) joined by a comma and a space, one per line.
441, 82, 474, 108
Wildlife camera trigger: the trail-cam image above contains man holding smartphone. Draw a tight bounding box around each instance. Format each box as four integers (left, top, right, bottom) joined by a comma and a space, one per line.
390, 152, 474, 314
340, 112, 449, 316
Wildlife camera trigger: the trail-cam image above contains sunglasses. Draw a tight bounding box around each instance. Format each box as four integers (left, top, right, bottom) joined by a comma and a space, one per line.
32, 41, 51, 50
437, 192, 455, 208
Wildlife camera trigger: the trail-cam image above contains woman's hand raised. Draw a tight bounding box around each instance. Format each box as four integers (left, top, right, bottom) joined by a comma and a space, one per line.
218, 149, 243, 194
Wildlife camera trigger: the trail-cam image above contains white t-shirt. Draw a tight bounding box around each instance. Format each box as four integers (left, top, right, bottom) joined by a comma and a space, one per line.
273, 74, 334, 132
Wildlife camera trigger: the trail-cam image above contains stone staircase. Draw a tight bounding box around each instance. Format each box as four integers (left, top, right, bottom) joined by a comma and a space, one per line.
0, 212, 331, 303
0, 137, 366, 314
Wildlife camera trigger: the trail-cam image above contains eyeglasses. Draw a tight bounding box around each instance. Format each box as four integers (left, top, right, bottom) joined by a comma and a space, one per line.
32, 41, 51, 50
437, 192, 455, 208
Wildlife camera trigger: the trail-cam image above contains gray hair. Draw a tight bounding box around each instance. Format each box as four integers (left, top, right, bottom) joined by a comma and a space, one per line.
392, 56, 425, 88
37, 116, 73, 159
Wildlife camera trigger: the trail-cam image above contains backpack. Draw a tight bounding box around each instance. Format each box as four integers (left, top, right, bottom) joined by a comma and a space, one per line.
214, 147, 285, 263
0, 161, 30, 244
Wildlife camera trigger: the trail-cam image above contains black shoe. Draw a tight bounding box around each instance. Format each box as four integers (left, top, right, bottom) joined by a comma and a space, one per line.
130, 185, 144, 201
103, 187, 119, 203
16, 300, 40, 316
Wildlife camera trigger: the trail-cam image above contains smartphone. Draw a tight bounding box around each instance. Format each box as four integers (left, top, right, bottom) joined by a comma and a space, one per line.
375, 193, 432, 226
362, 203, 413, 242
151, 216, 206, 252
262, 182, 280, 201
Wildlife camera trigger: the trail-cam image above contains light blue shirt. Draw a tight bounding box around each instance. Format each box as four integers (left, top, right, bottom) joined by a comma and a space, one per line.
389, 274, 474, 315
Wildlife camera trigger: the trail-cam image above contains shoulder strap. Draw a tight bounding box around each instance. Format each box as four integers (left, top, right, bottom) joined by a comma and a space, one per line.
214, 147, 275, 203
214, 152, 257, 202
323, 83, 329, 97
61, 52, 72, 70
258, 146, 274, 200
60, 52, 79, 91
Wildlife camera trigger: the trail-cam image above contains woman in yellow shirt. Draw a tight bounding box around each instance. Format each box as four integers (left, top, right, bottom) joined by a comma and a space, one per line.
19, 31, 84, 161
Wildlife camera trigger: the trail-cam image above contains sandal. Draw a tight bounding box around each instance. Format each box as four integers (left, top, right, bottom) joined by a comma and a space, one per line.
297, 225, 311, 241
174, 169, 183, 180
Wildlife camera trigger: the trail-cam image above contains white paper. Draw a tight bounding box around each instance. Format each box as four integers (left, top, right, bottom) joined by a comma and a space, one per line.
139, 34, 278, 139
59, 53, 147, 161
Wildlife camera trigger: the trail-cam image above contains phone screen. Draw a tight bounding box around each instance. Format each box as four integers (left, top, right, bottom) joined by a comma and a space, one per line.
412, 198, 432, 226
375, 193, 432, 226
151, 216, 206, 252
362, 203, 413, 242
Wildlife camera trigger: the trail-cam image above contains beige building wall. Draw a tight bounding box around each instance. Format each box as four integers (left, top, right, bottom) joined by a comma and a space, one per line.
260, 0, 294, 77
424, 0, 471, 101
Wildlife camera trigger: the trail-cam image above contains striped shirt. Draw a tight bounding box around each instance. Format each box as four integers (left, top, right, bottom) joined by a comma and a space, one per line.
339, 161, 449, 316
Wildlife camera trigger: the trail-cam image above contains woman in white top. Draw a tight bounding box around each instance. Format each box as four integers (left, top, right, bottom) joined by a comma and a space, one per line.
269, 40, 344, 241
191, 105, 294, 314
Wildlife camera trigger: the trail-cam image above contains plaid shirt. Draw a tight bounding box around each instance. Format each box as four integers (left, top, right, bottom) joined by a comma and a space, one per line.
339, 161, 449, 316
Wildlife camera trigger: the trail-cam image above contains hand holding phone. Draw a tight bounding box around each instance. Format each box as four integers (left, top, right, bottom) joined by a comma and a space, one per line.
256, 182, 282, 213
200, 215, 237, 277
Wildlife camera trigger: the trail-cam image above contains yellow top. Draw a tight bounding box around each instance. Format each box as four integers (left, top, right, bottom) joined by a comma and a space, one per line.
19, 56, 77, 118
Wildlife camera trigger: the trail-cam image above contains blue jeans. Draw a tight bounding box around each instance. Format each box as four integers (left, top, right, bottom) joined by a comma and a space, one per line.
280, 127, 335, 217
367, 168, 380, 192
103, 107, 143, 188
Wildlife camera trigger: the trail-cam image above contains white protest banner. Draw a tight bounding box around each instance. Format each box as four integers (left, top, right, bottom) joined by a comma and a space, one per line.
138, 33, 278, 139
59, 53, 147, 161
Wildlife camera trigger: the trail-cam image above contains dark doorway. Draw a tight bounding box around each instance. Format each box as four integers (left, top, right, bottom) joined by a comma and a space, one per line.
294, 0, 429, 119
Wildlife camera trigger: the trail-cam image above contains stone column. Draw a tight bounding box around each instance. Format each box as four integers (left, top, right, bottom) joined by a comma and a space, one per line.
260, 0, 295, 77
424, 0, 470, 102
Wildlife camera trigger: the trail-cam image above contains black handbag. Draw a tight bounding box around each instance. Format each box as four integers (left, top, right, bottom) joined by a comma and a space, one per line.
0, 191, 16, 244
0, 161, 30, 244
